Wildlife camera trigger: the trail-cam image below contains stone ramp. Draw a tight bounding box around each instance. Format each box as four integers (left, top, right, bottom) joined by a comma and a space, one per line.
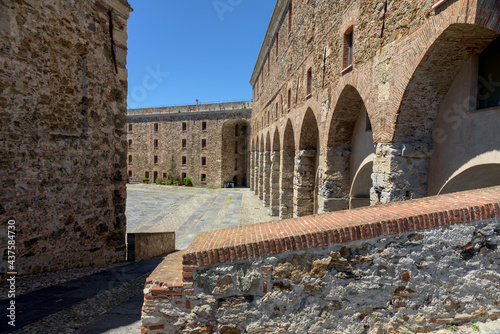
141, 186, 500, 333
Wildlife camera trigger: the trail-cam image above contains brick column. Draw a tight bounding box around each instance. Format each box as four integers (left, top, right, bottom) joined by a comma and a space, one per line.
316, 147, 350, 213
293, 149, 317, 217
258, 151, 264, 200
269, 150, 280, 216
371, 142, 433, 205
279, 148, 295, 219
262, 150, 271, 206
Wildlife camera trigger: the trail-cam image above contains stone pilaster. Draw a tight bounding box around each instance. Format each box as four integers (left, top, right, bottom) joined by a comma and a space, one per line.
279, 149, 295, 219
258, 151, 264, 200
293, 149, 317, 217
249, 151, 255, 191
371, 142, 433, 205
262, 151, 271, 206
316, 147, 351, 213
269, 151, 281, 216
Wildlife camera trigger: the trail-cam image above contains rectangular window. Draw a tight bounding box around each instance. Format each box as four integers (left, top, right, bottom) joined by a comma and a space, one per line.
154, 171, 158, 182
202, 139, 207, 149
477, 36, 500, 109
163, 173, 167, 179
182, 122, 187, 131
201, 156, 207, 166
154, 123, 158, 132
202, 121, 207, 131
128, 139, 132, 149
275, 102, 278, 120
306, 68, 312, 96
287, 88, 291, 110
154, 139, 158, 148
128, 155, 132, 164
234, 158, 238, 171
182, 139, 187, 148
275, 34, 279, 58
145, 171, 150, 179
128, 170, 132, 178
366, 113, 372, 131
201, 174, 207, 183
288, 1, 292, 35
235, 141, 238, 154
343, 27, 354, 70
154, 155, 158, 164
128, 124, 132, 132
235, 125, 239, 137
182, 156, 187, 165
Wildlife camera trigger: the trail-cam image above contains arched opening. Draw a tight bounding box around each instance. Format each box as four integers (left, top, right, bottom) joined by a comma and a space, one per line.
258, 135, 264, 199
416, 29, 500, 196
221, 119, 249, 188
270, 128, 281, 216
382, 23, 500, 203
295, 109, 319, 217
263, 132, 272, 206
325, 85, 374, 211
280, 120, 295, 219
254, 137, 260, 195
350, 160, 374, 209
439, 164, 500, 195
250, 140, 255, 191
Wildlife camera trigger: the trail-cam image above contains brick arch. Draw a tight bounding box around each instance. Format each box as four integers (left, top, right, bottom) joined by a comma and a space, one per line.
387, 0, 500, 143
272, 126, 281, 152
393, 23, 498, 143
320, 84, 374, 213
327, 84, 368, 148
264, 131, 271, 152
280, 119, 296, 219
298, 108, 319, 150
323, 68, 376, 147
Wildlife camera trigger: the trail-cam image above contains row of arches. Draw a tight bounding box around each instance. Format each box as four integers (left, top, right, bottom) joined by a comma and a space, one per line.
249, 21, 500, 219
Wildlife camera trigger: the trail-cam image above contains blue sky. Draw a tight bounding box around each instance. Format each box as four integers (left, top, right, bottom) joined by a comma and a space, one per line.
126, 0, 276, 109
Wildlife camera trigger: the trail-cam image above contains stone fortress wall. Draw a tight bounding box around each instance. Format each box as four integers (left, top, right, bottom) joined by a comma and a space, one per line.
0, 0, 132, 276
249, 0, 500, 218
126, 102, 252, 188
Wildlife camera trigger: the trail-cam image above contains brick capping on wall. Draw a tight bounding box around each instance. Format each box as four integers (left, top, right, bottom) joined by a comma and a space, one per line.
145, 186, 500, 288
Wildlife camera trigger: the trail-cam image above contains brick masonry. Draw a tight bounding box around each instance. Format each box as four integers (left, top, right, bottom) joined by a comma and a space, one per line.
126, 102, 252, 188
249, 0, 500, 217
141, 186, 500, 333
0, 0, 132, 275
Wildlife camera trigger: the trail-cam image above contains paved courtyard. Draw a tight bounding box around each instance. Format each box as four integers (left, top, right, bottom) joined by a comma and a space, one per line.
126, 183, 278, 249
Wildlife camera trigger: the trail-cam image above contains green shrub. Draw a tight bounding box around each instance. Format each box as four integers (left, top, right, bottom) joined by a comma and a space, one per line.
155, 178, 162, 184
183, 177, 192, 185
173, 180, 180, 185
141, 178, 149, 183
166, 179, 172, 185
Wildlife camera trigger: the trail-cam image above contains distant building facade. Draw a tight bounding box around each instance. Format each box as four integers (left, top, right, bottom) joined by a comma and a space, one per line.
127, 102, 252, 188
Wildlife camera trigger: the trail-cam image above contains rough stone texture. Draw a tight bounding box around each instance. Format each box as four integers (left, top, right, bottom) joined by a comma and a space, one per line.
0, 0, 132, 275
143, 219, 500, 332
248, 0, 500, 217
141, 186, 500, 333
126, 102, 251, 187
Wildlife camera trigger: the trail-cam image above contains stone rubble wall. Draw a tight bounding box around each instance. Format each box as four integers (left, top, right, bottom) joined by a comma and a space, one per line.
0, 0, 132, 275
140, 187, 500, 334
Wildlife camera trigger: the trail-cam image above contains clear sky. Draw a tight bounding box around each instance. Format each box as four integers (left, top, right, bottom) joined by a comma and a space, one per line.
126, 0, 277, 109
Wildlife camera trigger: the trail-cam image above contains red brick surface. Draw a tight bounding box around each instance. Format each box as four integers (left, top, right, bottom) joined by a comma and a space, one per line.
146, 187, 500, 286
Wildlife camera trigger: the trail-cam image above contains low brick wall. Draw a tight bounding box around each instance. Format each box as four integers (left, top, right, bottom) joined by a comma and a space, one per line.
141, 187, 500, 333
127, 232, 175, 262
